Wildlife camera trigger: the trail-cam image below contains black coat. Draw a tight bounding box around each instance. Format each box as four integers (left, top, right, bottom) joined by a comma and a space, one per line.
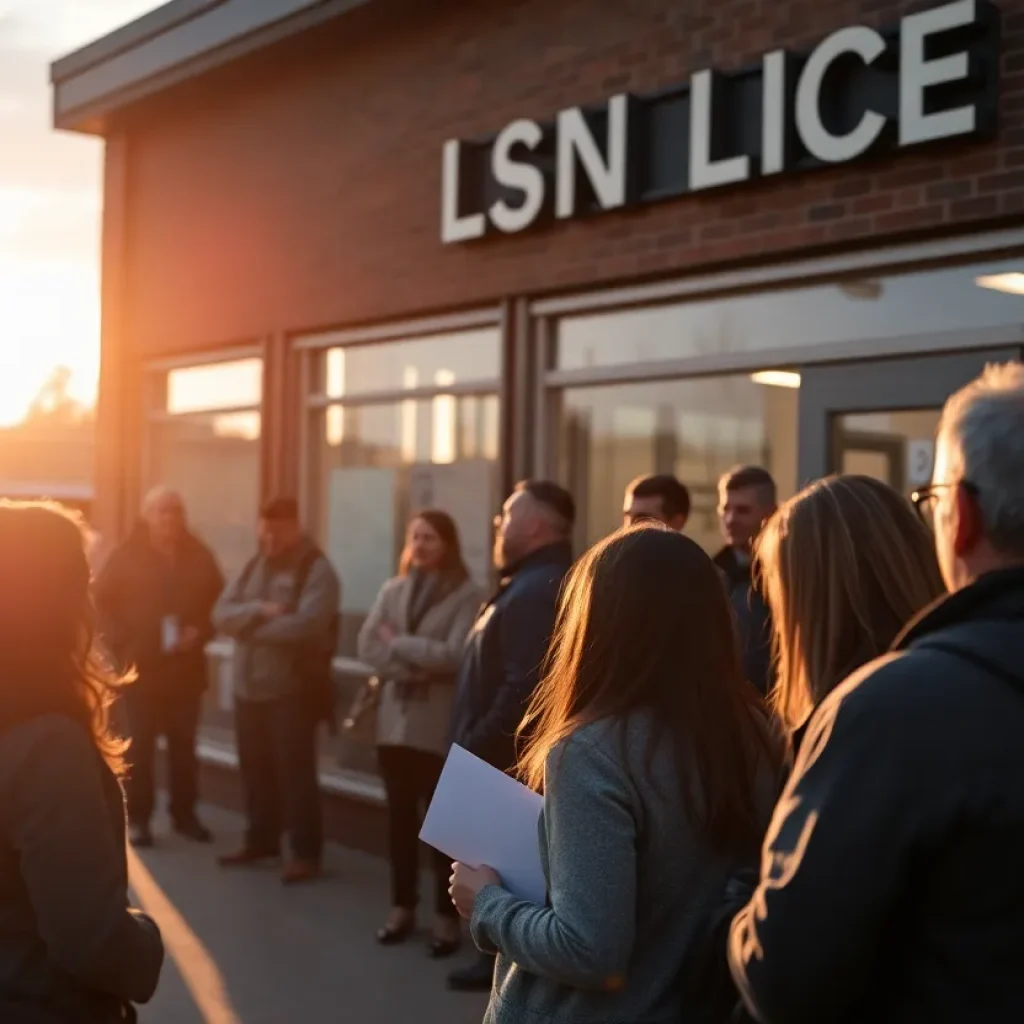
729, 566, 1024, 1024
94, 524, 224, 698
0, 714, 164, 1021
449, 543, 573, 773
714, 547, 773, 697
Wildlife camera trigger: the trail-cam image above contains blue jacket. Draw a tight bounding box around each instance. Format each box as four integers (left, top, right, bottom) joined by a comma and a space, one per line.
450, 543, 573, 772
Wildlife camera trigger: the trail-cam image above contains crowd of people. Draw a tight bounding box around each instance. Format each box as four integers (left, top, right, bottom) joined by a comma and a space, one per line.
0, 360, 1021, 1022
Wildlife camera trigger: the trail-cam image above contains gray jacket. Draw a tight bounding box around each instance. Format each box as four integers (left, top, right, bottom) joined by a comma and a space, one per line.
357, 573, 484, 756
470, 714, 778, 1024
213, 537, 340, 702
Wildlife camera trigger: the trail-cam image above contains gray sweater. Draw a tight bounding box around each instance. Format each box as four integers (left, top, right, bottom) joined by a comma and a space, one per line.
470, 714, 778, 1024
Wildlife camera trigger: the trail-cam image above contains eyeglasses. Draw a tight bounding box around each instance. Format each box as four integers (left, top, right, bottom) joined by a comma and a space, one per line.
910, 480, 979, 528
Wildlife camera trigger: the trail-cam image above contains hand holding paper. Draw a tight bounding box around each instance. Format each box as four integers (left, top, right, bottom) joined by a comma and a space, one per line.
420, 744, 546, 906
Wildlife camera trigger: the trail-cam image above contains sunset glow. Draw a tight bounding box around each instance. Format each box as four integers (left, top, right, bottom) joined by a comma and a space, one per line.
0, 0, 166, 426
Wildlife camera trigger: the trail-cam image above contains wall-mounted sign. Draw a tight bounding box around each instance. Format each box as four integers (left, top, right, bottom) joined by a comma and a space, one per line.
441, 0, 1000, 244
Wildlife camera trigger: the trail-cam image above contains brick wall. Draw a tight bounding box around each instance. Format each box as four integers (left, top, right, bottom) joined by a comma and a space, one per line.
116, 0, 1024, 355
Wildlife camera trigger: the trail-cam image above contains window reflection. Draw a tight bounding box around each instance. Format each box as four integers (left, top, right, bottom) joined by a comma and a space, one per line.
558, 259, 1024, 370
558, 375, 799, 555
149, 411, 261, 582
166, 358, 262, 413
322, 329, 500, 397
309, 396, 500, 656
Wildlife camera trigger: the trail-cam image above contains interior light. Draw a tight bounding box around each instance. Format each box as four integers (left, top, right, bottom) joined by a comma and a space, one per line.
975, 272, 1024, 296
751, 370, 801, 389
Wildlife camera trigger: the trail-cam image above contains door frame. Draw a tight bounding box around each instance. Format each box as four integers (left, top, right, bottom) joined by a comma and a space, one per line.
797, 347, 1023, 487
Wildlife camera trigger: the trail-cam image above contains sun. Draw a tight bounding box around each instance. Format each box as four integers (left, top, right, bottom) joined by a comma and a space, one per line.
0, 257, 99, 426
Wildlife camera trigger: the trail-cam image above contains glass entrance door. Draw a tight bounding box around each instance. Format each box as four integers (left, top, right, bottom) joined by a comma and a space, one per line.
797, 348, 1022, 491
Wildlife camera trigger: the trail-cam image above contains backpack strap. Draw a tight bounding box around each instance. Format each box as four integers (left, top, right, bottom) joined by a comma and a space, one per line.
290, 546, 325, 609
237, 553, 260, 594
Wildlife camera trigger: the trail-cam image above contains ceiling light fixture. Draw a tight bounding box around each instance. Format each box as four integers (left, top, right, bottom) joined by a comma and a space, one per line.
751, 370, 801, 389
975, 272, 1024, 296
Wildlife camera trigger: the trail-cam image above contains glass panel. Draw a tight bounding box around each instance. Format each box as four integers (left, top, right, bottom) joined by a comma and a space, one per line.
322, 328, 501, 397
310, 395, 500, 658
833, 409, 941, 492
558, 374, 799, 555
148, 411, 261, 582
165, 358, 263, 413
557, 259, 1024, 370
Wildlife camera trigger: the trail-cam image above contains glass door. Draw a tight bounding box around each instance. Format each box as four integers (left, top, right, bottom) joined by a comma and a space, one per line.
797, 348, 1022, 492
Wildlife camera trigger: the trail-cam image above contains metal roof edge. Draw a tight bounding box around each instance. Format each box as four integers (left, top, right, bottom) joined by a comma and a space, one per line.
51, 0, 372, 136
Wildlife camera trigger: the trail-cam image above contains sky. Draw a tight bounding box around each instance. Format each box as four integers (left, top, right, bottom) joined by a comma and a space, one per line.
0, 0, 166, 424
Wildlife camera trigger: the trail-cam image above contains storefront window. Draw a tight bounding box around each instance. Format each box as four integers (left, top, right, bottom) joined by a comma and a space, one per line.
323, 329, 500, 397
147, 358, 262, 582
557, 374, 799, 555
306, 329, 502, 657
558, 259, 1024, 370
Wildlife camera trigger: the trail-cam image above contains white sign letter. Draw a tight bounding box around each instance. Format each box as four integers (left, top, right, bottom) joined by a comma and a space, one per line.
556, 94, 629, 219
690, 69, 751, 190
900, 0, 979, 146
796, 26, 888, 163
489, 119, 546, 234
441, 139, 486, 244
761, 51, 789, 176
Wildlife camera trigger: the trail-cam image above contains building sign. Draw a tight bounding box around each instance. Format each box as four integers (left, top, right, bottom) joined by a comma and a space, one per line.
441, 0, 1000, 244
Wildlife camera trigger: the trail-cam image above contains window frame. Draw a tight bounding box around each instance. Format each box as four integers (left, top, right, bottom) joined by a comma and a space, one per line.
140, 346, 265, 536
529, 226, 1024, 479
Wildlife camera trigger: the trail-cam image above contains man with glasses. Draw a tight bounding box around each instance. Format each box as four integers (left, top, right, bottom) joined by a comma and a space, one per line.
446, 480, 575, 992
729, 362, 1024, 1023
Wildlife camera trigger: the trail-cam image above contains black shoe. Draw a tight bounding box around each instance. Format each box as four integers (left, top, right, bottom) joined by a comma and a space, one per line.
129, 823, 154, 848
429, 937, 462, 959
447, 956, 495, 992
174, 818, 213, 843
377, 913, 415, 946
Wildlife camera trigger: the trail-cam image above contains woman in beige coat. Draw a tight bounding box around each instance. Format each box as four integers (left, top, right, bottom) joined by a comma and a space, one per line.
358, 509, 483, 958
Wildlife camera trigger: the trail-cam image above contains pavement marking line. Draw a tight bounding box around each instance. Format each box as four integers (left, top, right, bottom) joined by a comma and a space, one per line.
127, 847, 243, 1024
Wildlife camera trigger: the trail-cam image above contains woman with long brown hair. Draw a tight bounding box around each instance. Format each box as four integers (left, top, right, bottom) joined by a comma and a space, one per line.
449, 525, 781, 1023
756, 474, 945, 750
358, 509, 483, 958
0, 502, 164, 1022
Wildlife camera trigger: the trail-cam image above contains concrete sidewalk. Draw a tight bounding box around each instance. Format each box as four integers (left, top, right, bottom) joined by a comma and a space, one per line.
129, 804, 490, 1023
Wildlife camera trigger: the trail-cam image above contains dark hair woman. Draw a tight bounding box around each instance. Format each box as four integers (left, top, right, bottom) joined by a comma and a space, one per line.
449, 525, 781, 1024
756, 474, 945, 754
0, 502, 164, 1022
358, 510, 484, 958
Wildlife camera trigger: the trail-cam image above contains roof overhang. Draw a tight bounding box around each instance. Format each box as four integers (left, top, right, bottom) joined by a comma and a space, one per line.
50, 0, 373, 136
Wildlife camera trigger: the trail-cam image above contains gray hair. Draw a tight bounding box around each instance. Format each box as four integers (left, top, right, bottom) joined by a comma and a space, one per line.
938, 361, 1024, 557
141, 485, 184, 516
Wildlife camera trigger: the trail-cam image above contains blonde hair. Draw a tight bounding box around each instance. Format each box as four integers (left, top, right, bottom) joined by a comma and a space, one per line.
756, 475, 945, 731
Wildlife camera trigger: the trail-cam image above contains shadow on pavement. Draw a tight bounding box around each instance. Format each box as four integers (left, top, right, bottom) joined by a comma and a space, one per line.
129, 804, 490, 1024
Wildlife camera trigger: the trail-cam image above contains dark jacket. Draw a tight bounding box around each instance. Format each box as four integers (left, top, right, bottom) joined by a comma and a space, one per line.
94, 524, 224, 697
0, 714, 164, 1022
713, 547, 773, 697
729, 565, 1024, 1024
450, 543, 573, 773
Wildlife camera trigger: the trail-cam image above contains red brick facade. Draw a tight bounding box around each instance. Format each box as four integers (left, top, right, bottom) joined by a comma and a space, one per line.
113, 0, 1024, 358
92, 0, 1023, 541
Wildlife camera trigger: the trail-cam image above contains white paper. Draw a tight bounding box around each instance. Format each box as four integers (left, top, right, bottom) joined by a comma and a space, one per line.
161, 616, 180, 653
420, 744, 546, 905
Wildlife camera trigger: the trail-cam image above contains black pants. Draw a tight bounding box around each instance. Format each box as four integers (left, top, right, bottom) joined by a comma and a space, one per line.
124, 687, 202, 827
235, 692, 323, 862
377, 744, 457, 917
